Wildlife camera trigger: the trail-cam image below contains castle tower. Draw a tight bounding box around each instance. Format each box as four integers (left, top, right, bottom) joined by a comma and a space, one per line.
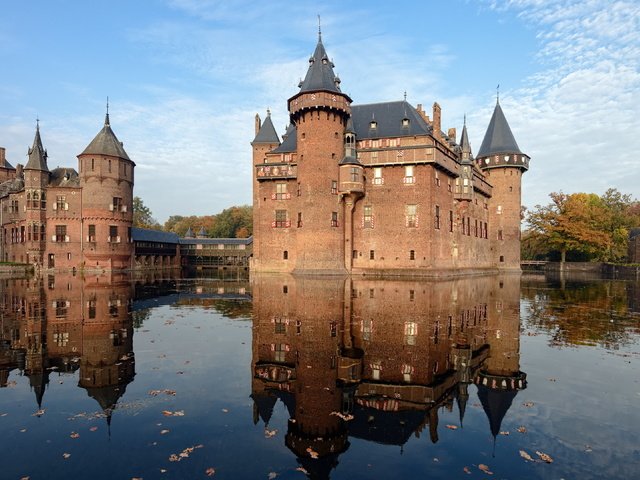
338, 118, 364, 272
251, 111, 281, 269
24, 122, 50, 266
454, 118, 474, 202
288, 30, 352, 273
476, 100, 530, 269
77, 110, 135, 270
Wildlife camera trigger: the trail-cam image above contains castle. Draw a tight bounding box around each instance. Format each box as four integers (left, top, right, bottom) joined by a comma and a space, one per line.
252, 31, 530, 275
0, 112, 135, 271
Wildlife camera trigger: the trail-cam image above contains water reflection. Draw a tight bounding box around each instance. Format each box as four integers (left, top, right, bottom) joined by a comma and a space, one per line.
0, 274, 135, 425
251, 274, 527, 475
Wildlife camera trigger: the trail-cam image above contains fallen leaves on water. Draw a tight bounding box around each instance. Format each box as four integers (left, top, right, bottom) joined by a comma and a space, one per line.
445, 424, 458, 430
149, 389, 177, 397
499, 431, 510, 436
264, 429, 277, 438
168, 444, 204, 462
585, 445, 593, 453
20, 428, 27, 433
89, 426, 98, 432
205, 467, 216, 476
306, 447, 319, 459
160, 429, 170, 435
62, 453, 71, 459
32, 409, 46, 417
522, 402, 535, 408
478, 464, 493, 475
535, 451, 553, 463
463, 466, 471, 474
70, 432, 80, 439
517, 426, 527, 433
161, 410, 185, 417
221, 408, 229, 413
330, 411, 354, 421
296, 467, 308, 474
268, 472, 277, 479
519, 450, 534, 461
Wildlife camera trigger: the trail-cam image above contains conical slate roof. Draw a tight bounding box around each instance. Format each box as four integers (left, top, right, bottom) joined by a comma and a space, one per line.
477, 101, 522, 158
272, 124, 297, 153
252, 112, 280, 144
460, 121, 472, 160
477, 384, 519, 438
80, 113, 131, 160
25, 124, 49, 172
298, 33, 342, 94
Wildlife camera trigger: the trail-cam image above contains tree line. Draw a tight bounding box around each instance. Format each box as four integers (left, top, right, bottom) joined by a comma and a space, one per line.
133, 197, 252, 239
523, 188, 640, 263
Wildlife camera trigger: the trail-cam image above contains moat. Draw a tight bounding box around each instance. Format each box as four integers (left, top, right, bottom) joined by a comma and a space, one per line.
1, 272, 638, 479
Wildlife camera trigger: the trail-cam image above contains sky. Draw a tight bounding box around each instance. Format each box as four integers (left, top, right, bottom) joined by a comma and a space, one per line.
0, 0, 638, 223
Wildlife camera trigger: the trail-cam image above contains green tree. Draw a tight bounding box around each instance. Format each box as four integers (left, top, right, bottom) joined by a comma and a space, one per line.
133, 196, 160, 229
209, 205, 252, 238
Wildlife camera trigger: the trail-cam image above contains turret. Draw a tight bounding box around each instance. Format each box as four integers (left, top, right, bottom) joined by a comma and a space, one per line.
338, 118, 363, 196
476, 100, 530, 269
24, 121, 50, 188
24, 122, 50, 266
454, 117, 474, 201
287, 29, 352, 273
77, 109, 135, 270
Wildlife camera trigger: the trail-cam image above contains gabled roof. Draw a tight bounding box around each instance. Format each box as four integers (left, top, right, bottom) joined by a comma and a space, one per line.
477, 101, 522, 157
80, 113, 131, 161
49, 167, 80, 187
298, 34, 342, 95
252, 113, 280, 145
25, 124, 49, 172
132, 227, 180, 244
271, 124, 297, 153
351, 101, 431, 139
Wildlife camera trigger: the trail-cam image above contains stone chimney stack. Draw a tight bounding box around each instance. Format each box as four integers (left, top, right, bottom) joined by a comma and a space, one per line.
16, 163, 24, 178
448, 128, 457, 143
255, 114, 261, 135
432, 102, 441, 138
0, 147, 5, 165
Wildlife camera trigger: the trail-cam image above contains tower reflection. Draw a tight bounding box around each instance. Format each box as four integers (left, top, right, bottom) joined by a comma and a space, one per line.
251, 274, 527, 476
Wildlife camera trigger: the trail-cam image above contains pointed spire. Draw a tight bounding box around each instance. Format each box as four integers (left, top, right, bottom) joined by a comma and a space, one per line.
105, 96, 110, 126
318, 14, 322, 41
252, 110, 280, 145
297, 27, 343, 95
476, 102, 522, 158
460, 116, 472, 162
25, 120, 50, 172
80, 109, 130, 160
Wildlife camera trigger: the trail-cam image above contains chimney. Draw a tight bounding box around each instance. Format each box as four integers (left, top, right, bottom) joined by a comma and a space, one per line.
432, 102, 441, 138
16, 163, 24, 178
416, 104, 430, 123
448, 128, 456, 143
255, 114, 261, 135
0, 147, 5, 166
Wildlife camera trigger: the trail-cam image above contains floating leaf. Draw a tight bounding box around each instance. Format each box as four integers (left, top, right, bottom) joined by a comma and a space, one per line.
160, 429, 170, 435
522, 402, 534, 408
445, 424, 458, 430
517, 426, 527, 433
519, 450, 534, 461
306, 447, 319, 459
90, 426, 98, 432
499, 431, 510, 436
63, 453, 71, 459
478, 463, 493, 475
535, 451, 553, 463
222, 408, 229, 413
32, 409, 45, 417
70, 432, 80, 439
268, 473, 277, 479
463, 466, 471, 474
264, 429, 278, 438
205, 467, 216, 476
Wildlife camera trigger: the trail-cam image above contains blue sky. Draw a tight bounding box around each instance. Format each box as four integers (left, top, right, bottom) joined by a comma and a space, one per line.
0, 0, 638, 222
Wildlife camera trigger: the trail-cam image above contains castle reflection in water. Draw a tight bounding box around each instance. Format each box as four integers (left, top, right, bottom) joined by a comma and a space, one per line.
0, 272, 528, 475
251, 274, 527, 476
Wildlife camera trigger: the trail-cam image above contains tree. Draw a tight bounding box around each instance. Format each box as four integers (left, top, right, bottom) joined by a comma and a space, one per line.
133, 196, 160, 229
209, 205, 252, 238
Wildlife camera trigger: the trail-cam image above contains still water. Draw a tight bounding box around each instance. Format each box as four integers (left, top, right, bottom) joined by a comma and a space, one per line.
0, 272, 638, 479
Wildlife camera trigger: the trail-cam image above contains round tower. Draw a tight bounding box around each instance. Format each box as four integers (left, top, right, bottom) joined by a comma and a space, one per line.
287, 30, 352, 273
476, 100, 530, 269
77, 110, 135, 270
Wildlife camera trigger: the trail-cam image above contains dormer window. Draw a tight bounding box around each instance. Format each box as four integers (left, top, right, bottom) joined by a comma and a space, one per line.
370, 120, 377, 129
402, 118, 410, 127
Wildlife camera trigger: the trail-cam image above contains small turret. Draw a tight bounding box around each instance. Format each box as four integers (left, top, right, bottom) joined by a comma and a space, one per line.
338, 118, 363, 196
455, 117, 474, 201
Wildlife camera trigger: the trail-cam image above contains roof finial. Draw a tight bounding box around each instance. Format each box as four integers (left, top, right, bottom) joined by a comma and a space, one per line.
318, 14, 322, 41
496, 84, 500, 104
267, 108, 271, 117
403, 91, 407, 101
105, 96, 110, 126
36, 116, 40, 130
464, 113, 466, 126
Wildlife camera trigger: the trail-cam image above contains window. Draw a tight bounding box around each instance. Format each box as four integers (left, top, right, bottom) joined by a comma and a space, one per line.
55, 195, 67, 211
435, 171, 441, 186
283, 250, 288, 260
109, 225, 119, 243
275, 183, 289, 200
297, 212, 302, 228
500, 255, 505, 263
498, 229, 503, 240
274, 210, 289, 228
352, 250, 358, 259
331, 180, 338, 194
447, 179, 452, 192
40, 191, 46, 209
434, 205, 440, 230
54, 225, 67, 243
363, 205, 373, 228
331, 211, 338, 227
350, 167, 359, 182
409, 250, 415, 260
372, 167, 383, 185
475, 219, 479, 237
404, 165, 415, 184
362, 319, 373, 341
449, 211, 454, 232
497, 205, 503, 215
402, 364, 413, 383
91, 158, 95, 171
275, 318, 286, 334
406, 204, 417, 228
484, 222, 488, 239
273, 343, 288, 363
404, 322, 418, 345
369, 250, 375, 260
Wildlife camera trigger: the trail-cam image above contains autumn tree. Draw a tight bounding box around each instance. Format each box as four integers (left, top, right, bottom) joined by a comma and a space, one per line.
133, 196, 160, 229
209, 205, 252, 238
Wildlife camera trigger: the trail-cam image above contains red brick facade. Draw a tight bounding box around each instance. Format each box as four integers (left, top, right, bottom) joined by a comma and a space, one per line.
252, 35, 529, 275
0, 115, 134, 271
